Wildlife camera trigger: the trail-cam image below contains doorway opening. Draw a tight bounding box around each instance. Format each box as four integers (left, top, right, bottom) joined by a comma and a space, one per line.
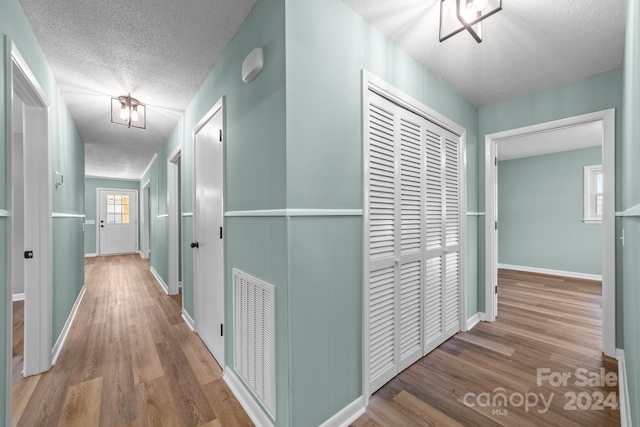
168, 146, 182, 295
192, 97, 226, 368
6, 38, 53, 424
484, 109, 616, 357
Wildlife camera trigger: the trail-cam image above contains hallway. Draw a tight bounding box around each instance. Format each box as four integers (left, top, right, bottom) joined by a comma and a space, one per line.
12, 255, 252, 427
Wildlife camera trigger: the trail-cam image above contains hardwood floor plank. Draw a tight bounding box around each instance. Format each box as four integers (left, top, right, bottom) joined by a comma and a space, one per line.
173, 323, 223, 385
202, 378, 254, 427
57, 377, 103, 427
454, 332, 516, 356
391, 390, 465, 427
135, 376, 183, 427
156, 340, 217, 426
11, 374, 40, 427
130, 322, 165, 385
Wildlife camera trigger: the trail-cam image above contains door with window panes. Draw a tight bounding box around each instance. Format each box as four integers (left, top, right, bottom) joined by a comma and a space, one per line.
98, 189, 137, 255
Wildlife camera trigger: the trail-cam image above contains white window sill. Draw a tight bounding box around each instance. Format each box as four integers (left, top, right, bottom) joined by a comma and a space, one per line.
583, 218, 602, 224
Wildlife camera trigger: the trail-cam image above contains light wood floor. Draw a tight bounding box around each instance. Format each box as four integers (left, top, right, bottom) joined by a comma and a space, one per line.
353, 269, 620, 426
12, 254, 253, 427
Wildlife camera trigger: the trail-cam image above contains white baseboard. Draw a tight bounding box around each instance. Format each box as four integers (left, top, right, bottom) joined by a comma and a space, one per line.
150, 266, 169, 294
498, 263, 602, 281
224, 367, 274, 427
182, 309, 195, 332
319, 396, 366, 427
467, 313, 480, 330
616, 349, 632, 427
478, 312, 487, 322
52, 286, 86, 365
12, 293, 25, 302
138, 250, 143, 258
84, 253, 97, 258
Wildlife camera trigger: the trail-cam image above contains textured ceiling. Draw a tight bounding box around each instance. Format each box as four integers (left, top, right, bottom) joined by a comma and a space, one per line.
341, 0, 627, 107
497, 122, 602, 161
20, 0, 626, 179
19, 0, 258, 180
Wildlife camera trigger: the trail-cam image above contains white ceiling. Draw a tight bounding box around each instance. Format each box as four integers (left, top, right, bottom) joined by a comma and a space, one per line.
497, 121, 602, 161
19, 0, 259, 180
19, 0, 626, 180
341, 0, 627, 107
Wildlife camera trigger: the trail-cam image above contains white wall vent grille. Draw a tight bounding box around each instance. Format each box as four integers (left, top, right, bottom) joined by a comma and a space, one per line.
233, 269, 277, 420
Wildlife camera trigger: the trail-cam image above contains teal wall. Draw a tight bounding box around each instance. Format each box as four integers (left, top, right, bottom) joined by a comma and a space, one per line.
285, 0, 479, 424
622, 0, 640, 422
140, 0, 289, 424
84, 177, 140, 254
1, 0, 85, 422
498, 147, 602, 275
478, 69, 623, 339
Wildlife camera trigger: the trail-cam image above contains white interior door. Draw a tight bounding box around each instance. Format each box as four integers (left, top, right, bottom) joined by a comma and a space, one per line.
98, 189, 137, 255
366, 90, 462, 394
9, 43, 54, 378
193, 102, 225, 367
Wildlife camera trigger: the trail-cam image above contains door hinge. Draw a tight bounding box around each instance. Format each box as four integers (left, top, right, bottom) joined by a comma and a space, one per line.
219, 129, 222, 142
495, 157, 497, 166
221, 324, 224, 336
495, 221, 498, 230
220, 226, 223, 239
495, 286, 498, 295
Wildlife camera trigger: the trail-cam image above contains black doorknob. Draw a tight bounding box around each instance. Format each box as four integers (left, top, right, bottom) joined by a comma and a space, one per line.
191, 242, 199, 248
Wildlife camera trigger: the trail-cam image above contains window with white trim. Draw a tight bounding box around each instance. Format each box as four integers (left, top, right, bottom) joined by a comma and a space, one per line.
584, 165, 603, 224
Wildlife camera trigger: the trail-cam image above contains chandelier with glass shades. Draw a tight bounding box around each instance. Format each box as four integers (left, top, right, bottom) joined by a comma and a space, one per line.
111, 94, 146, 129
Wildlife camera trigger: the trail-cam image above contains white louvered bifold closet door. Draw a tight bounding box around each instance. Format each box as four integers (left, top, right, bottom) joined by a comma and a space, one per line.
366, 89, 462, 395
367, 92, 425, 393
423, 123, 461, 356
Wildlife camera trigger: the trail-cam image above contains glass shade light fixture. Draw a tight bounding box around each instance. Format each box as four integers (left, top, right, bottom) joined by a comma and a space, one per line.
439, 0, 502, 43
111, 94, 146, 129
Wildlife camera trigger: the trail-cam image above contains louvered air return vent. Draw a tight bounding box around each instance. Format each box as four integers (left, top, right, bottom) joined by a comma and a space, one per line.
233, 269, 276, 420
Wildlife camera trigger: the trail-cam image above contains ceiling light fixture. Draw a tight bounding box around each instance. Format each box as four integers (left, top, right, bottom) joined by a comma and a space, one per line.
111, 94, 146, 129
439, 0, 502, 43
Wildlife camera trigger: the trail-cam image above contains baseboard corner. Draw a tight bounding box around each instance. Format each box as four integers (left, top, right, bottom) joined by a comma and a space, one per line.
467, 313, 481, 330
52, 286, 87, 365
181, 309, 195, 332
223, 367, 274, 427
84, 253, 97, 258
12, 293, 25, 302
616, 349, 632, 427
319, 396, 366, 427
150, 266, 169, 295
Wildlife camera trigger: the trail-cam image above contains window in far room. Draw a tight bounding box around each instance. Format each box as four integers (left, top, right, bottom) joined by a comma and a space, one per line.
584, 164, 603, 223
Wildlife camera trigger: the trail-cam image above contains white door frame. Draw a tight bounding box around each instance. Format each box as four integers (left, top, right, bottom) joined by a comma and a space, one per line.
361, 70, 467, 404
192, 96, 226, 367
142, 179, 151, 259
5, 38, 53, 420
95, 188, 139, 255
168, 145, 182, 295
484, 109, 616, 357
